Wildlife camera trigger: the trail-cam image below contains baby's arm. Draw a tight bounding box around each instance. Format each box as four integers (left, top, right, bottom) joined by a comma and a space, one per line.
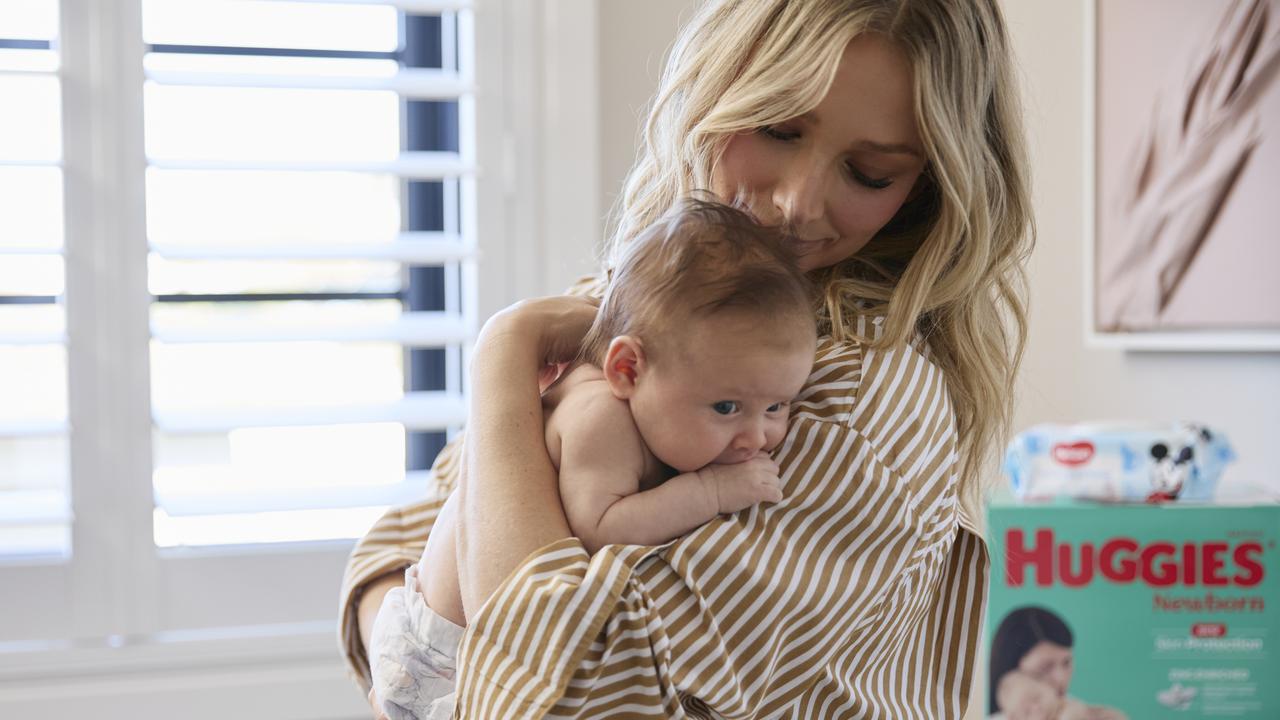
557, 392, 779, 555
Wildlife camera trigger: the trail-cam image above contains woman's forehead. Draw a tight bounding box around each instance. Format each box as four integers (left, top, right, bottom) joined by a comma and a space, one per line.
811, 34, 922, 157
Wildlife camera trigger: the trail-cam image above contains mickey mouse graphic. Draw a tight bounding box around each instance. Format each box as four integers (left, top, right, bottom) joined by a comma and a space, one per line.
1145, 427, 1212, 503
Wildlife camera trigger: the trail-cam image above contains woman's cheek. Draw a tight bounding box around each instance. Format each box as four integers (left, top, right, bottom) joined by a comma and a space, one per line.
836, 188, 911, 238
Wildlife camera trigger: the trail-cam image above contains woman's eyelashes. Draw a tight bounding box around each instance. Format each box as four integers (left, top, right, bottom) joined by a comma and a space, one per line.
845, 164, 893, 190
758, 124, 799, 142
757, 125, 893, 190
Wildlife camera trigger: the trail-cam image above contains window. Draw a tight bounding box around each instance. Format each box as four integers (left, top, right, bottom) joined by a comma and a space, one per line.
0, 1, 69, 559
0, 0, 488, 685
141, 1, 473, 548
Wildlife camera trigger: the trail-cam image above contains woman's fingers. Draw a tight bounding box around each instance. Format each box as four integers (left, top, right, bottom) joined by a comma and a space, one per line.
483, 295, 600, 366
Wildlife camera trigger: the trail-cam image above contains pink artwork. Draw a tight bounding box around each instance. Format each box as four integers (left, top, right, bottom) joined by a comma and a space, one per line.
1094, 0, 1280, 339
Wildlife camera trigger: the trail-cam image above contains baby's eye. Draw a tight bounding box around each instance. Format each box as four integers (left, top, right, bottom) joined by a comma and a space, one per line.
766, 402, 788, 413
712, 401, 740, 415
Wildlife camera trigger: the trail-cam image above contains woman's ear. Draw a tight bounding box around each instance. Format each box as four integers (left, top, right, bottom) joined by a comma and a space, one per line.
602, 336, 645, 400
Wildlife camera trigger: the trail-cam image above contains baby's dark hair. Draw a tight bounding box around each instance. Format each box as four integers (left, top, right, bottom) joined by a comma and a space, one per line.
579, 197, 816, 366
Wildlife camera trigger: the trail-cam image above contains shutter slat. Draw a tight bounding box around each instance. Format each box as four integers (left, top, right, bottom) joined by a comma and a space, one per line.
0, 159, 59, 168
156, 473, 433, 517
153, 391, 466, 433
0, 246, 62, 256
147, 151, 469, 178
145, 67, 470, 99
0, 490, 70, 527
0, 419, 66, 437
0, 68, 58, 78
273, 0, 473, 11
150, 233, 472, 263
0, 331, 65, 346
151, 310, 469, 346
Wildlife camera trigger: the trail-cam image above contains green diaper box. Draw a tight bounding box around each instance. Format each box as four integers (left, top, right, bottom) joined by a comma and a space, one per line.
986, 501, 1280, 718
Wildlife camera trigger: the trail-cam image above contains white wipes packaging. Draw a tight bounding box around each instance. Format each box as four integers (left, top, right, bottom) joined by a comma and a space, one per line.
1003, 422, 1235, 503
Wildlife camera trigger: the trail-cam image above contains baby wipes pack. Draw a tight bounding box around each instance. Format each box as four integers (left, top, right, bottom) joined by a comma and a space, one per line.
987, 501, 1280, 718
1004, 422, 1235, 503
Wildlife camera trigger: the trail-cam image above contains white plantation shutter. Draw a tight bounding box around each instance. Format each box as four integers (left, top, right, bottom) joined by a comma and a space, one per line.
0, 0, 493, 689
0, 1, 70, 558
140, 0, 478, 546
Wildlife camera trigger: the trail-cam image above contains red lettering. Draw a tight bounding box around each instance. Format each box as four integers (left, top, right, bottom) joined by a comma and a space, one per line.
1058, 543, 1095, 587
1203, 542, 1229, 586
1052, 441, 1095, 466
1234, 542, 1264, 587
1141, 543, 1178, 586
1100, 538, 1138, 582
1182, 542, 1198, 586
1006, 529, 1054, 587
1005, 529, 1268, 589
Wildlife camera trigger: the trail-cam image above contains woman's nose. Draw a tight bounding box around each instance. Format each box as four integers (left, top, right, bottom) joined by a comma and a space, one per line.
772, 154, 826, 228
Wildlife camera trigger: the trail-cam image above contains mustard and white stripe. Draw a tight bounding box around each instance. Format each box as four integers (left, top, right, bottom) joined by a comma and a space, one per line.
338, 278, 989, 718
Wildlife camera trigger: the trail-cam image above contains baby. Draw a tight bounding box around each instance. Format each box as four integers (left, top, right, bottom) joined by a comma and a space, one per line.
371, 199, 818, 720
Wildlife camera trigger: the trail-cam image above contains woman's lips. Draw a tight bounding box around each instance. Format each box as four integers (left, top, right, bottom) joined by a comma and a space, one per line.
792, 238, 830, 254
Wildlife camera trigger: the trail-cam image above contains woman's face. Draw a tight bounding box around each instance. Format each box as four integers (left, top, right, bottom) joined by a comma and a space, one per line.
1017, 641, 1075, 697
711, 34, 927, 272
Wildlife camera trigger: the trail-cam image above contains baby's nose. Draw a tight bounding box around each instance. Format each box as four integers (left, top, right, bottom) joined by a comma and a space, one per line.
734, 421, 768, 451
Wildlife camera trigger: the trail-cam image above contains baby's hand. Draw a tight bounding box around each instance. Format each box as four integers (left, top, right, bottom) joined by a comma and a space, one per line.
697, 454, 783, 514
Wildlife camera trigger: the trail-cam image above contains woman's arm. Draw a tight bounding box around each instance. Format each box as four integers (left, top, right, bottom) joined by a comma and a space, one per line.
455, 296, 598, 619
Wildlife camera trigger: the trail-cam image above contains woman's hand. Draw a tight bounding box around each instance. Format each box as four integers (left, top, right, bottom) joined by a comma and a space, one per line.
478, 294, 599, 370
455, 294, 598, 619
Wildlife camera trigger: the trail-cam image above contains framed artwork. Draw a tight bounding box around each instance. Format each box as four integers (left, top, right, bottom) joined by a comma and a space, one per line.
1087, 0, 1280, 351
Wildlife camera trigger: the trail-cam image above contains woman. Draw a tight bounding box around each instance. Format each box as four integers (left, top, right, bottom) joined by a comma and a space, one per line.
988, 607, 1127, 720
341, 0, 1033, 717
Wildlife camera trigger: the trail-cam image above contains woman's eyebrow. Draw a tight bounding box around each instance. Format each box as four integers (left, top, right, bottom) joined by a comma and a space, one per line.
853, 139, 922, 158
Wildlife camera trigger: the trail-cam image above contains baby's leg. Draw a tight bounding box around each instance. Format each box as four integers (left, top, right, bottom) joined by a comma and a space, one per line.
418, 490, 467, 628
369, 492, 467, 720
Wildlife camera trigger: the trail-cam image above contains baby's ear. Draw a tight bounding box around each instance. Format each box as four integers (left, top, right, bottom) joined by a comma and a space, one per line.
602, 336, 645, 400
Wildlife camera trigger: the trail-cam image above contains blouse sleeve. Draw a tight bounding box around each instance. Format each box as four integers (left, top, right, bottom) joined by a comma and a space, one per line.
451, 331, 991, 719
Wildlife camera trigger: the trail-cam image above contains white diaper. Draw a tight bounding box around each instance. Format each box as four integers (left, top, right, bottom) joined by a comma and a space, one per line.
369, 565, 464, 720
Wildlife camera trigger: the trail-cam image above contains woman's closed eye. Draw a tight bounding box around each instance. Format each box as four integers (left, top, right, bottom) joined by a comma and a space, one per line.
712, 400, 740, 415
757, 125, 893, 190
758, 124, 799, 142
844, 163, 892, 190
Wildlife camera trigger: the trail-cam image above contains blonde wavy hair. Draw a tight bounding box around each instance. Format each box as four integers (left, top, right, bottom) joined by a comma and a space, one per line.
607, 0, 1035, 511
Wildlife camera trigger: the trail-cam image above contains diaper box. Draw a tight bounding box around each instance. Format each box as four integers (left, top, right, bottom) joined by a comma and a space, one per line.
985, 501, 1280, 718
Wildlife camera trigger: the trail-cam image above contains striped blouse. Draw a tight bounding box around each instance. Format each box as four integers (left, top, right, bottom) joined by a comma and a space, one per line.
338, 282, 989, 719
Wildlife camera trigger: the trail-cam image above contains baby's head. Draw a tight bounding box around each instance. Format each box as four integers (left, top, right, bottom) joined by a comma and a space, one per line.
996, 670, 1061, 720
581, 198, 817, 473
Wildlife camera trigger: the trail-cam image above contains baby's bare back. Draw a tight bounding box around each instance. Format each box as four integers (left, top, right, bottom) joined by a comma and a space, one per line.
416, 363, 651, 629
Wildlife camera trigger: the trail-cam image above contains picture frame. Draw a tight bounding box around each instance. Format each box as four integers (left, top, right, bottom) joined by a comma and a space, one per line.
1084, 0, 1280, 352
